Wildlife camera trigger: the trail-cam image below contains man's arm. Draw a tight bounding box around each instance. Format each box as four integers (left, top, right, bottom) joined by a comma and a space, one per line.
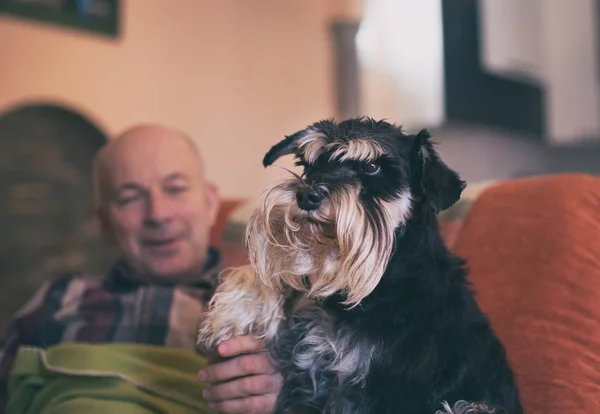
197, 336, 283, 414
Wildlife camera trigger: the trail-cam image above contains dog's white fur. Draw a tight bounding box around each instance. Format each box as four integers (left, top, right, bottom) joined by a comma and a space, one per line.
245, 181, 412, 306
297, 128, 386, 164
196, 265, 284, 349
437, 400, 499, 413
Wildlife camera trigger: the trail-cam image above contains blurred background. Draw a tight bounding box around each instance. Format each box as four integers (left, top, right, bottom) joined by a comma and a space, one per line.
1, 0, 600, 332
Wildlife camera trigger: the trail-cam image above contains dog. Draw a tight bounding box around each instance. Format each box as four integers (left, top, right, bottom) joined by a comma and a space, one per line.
197, 118, 523, 414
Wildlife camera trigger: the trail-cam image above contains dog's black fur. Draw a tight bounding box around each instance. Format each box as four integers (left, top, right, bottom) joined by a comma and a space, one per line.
262, 118, 523, 414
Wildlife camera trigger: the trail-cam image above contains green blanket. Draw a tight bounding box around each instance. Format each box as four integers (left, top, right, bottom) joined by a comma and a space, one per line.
7, 343, 214, 414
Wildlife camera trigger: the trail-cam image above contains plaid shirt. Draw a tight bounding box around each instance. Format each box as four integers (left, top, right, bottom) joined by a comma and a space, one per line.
0, 247, 222, 411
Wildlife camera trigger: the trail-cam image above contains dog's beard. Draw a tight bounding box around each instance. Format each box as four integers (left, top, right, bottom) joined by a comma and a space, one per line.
246, 180, 411, 306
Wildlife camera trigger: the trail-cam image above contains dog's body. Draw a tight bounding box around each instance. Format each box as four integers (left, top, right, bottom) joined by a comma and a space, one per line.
197, 118, 522, 414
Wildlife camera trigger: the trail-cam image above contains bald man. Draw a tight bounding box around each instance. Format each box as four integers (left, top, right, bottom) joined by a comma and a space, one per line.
0, 124, 282, 413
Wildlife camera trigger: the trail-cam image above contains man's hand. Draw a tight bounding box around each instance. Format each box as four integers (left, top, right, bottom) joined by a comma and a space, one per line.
197, 336, 283, 414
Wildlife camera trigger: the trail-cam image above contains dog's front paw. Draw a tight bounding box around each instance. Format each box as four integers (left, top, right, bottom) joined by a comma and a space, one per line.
196, 309, 230, 354
196, 265, 285, 354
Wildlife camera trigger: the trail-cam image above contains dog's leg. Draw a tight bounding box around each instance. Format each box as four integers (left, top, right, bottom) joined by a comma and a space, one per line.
196, 265, 285, 352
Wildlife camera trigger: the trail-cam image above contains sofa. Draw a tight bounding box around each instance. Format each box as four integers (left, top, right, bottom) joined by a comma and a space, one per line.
213, 173, 600, 414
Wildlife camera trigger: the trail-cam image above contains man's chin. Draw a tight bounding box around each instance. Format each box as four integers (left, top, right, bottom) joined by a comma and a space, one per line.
144, 260, 205, 285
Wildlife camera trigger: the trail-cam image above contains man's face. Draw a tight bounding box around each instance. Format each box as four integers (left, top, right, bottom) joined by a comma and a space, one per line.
98, 134, 219, 283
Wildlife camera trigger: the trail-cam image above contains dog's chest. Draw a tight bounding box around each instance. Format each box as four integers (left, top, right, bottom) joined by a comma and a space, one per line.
278, 296, 376, 387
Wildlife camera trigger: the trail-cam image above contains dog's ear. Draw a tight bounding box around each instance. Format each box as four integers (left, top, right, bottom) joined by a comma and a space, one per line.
412, 129, 466, 212
262, 129, 307, 167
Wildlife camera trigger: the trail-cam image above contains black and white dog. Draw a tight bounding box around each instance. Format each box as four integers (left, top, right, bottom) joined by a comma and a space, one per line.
197, 118, 523, 414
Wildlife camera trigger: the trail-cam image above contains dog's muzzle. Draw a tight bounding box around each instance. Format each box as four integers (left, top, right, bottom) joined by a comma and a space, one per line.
296, 185, 326, 212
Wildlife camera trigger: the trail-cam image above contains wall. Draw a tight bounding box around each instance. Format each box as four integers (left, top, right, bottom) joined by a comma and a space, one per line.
0, 0, 341, 199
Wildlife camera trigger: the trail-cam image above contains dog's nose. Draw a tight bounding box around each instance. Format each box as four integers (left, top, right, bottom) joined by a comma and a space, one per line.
296, 187, 323, 211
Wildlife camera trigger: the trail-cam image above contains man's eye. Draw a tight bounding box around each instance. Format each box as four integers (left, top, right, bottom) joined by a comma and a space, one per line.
117, 194, 141, 205
166, 186, 187, 195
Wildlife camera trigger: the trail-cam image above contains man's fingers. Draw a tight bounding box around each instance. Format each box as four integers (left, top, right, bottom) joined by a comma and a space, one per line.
198, 353, 275, 383
207, 393, 278, 414
217, 335, 265, 357
196, 335, 280, 414
203, 373, 283, 402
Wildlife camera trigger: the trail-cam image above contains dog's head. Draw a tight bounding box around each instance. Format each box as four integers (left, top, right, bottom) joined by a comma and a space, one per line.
246, 117, 465, 305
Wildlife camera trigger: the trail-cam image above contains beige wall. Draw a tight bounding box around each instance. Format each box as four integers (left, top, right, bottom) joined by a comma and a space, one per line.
0, 0, 346, 198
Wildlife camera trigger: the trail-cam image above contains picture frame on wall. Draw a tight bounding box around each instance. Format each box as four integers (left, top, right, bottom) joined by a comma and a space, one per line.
0, 0, 120, 38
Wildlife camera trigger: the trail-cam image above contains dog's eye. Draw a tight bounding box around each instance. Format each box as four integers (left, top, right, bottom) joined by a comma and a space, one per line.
362, 162, 380, 175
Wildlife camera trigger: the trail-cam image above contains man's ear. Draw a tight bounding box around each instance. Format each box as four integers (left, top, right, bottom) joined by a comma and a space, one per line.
262, 129, 309, 167
411, 129, 466, 212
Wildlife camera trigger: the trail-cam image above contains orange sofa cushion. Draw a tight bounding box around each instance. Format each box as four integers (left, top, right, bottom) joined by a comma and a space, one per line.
452, 174, 600, 414
209, 198, 250, 268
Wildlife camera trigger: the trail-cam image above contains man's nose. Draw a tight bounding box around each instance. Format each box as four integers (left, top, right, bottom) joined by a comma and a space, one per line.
144, 195, 172, 224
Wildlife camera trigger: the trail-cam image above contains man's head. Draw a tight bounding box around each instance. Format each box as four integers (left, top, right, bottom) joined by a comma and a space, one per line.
93, 124, 220, 284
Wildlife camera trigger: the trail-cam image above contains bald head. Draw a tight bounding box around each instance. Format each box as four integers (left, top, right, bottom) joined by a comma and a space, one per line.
93, 124, 205, 210
92, 123, 220, 284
